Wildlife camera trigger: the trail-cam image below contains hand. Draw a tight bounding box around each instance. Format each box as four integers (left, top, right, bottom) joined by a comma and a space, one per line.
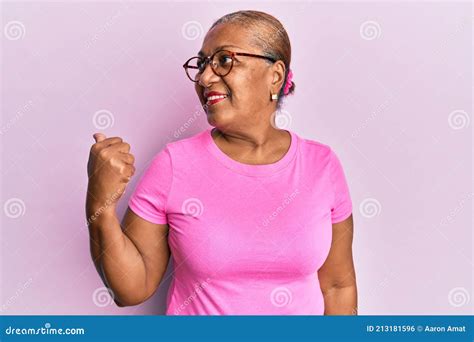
86, 133, 135, 212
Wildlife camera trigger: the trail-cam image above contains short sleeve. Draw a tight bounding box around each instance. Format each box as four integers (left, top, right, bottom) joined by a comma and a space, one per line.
329, 149, 353, 223
128, 146, 173, 224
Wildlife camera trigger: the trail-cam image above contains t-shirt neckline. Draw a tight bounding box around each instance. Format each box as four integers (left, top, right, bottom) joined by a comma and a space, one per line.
203, 127, 298, 176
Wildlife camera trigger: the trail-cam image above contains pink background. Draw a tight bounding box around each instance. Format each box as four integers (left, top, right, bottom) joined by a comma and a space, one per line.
1, 1, 472, 315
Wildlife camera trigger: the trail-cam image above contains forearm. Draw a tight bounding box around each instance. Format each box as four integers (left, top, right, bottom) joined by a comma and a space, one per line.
322, 284, 358, 315
86, 206, 148, 306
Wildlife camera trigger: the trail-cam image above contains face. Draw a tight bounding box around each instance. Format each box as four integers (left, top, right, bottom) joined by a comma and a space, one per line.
194, 23, 285, 131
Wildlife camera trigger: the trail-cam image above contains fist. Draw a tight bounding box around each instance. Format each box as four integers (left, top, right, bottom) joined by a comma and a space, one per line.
86, 133, 135, 211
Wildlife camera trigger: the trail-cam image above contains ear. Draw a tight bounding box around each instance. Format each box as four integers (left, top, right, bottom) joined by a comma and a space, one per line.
270, 60, 286, 94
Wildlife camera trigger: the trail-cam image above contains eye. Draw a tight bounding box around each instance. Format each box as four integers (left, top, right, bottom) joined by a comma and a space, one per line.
218, 54, 233, 65
197, 59, 206, 72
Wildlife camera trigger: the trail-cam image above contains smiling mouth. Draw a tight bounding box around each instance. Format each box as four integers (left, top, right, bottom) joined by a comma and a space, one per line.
206, 95, 228, 106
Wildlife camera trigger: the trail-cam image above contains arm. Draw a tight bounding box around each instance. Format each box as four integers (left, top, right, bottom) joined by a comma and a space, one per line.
87, 206, 171, 307
86, 133, 171, 307
317, 214, 358, 315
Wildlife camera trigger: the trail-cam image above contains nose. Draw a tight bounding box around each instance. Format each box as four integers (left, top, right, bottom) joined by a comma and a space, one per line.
198, 60, 220, 88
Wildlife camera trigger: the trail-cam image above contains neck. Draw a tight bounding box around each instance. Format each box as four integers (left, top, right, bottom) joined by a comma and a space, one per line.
212, 126, 286, 149
211, 125, 291, 165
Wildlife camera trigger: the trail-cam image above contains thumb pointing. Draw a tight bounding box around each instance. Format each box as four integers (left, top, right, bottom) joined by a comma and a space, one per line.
93, 133, 106, 143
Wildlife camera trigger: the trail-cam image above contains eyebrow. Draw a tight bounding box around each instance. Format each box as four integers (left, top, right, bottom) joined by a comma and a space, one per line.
197, 45, 242, 57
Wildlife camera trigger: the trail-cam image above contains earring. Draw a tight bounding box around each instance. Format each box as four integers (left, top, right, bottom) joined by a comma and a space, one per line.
271, 93, 278, 101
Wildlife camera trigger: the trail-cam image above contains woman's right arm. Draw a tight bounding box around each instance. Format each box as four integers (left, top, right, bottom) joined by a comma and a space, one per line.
86, 133, 170, 307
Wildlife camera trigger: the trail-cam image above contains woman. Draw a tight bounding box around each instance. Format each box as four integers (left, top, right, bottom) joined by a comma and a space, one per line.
86, 10, 357, 315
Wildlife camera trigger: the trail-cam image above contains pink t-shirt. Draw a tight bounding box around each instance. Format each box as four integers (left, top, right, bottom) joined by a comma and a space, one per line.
128, 127, 353, 315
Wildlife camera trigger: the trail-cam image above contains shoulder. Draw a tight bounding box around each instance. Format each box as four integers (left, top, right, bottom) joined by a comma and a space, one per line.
161, 128, 209, 162
297, 134, 334, 164
295, 133, 350, 175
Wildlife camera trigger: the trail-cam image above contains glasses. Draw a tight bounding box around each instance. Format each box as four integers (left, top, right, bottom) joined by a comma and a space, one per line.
183, 49, 276, 82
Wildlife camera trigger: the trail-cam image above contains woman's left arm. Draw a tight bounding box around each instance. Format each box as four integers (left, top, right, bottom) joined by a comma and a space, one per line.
318, 214, 358, 315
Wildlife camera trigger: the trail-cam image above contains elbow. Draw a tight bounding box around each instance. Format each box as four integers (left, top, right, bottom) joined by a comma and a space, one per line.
110, 276, 161, 308
321, 281, 357, 294
320, 276, 358, 296
114, 299, 130, 307
114, 298, 142, 307
113, 294, 147, 307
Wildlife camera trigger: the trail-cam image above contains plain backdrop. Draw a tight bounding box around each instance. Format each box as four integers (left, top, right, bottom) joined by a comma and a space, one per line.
1, 0, 472, 315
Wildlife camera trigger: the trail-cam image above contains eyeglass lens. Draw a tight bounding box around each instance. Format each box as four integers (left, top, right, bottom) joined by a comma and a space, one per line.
186, 50, 233, 81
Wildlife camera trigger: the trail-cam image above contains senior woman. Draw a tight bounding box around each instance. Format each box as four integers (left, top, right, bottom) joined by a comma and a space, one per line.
86, 10, 357, 315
